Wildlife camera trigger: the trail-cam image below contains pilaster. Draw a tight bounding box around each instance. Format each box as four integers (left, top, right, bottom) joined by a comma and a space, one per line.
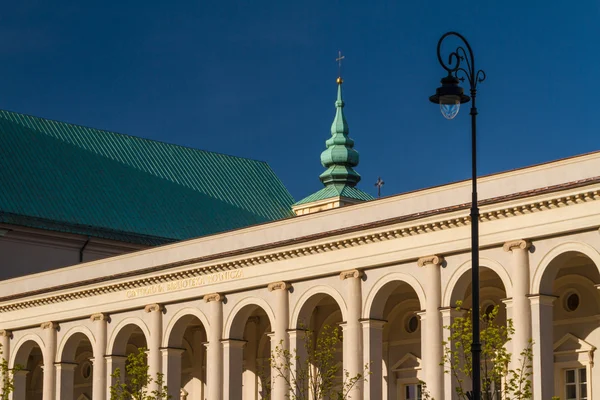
204, 293, 224, 400
361, 319, 386, 400
90, 313, 108, 400
268, 281, 291, 399
529, 294, 557, 400
41, 321, 58, 400
418, 255, 444, 400
145, 303, 164, 394
340, 269, 363, 398
222, 339, 247, 400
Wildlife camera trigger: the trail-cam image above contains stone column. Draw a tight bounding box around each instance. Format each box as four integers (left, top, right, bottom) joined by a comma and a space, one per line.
145, 304, 164, 393
222, 339, 246, 400
288, 329, 307, 398
162, 347, 185, 399
204, 293, 223, 400
268, 281, 291, 399
55, 362, 77, 400
90, 313, 108, 400
503, 240, 532, 367
362, 319, 386, 400
12, 369, 28, 400
530, 294, 556, 400
105, 355, 127, 389
441, 307, 460, 400
41, 321, 58, 400
418, 255, 444, 400
340, 269, 363, 398
0, 330, 11, 396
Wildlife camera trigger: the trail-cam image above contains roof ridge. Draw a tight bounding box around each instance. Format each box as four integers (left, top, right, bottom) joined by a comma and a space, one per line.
0, 108, 270, 165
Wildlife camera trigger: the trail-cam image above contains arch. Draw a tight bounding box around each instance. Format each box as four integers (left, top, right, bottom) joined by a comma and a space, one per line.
362, 272, 427, 319
10, 333, 45, 368
532, 241, 600, 294
163, 307, 211, 348
223, 296, 276, 339
57, 326, 95, 363
290, 285, 348, 328
107, 317, 151, 355
443, 257, 513, 307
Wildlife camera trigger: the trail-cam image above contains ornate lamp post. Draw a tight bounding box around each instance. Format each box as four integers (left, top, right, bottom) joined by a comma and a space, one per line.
429, 32, 486, 400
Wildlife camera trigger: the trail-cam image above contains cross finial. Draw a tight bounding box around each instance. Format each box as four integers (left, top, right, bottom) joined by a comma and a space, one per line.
375, 177, 385, 198
336, 51, 345, 82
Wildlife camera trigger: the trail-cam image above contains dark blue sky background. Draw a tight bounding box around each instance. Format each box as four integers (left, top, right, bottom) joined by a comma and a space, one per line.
1, 0, 598, 201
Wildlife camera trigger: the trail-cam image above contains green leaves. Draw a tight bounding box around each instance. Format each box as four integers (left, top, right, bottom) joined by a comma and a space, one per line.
109, 348, 171, 400
0, 345, 21, 400
437, 301, 533, 400
266, 324, 367, 400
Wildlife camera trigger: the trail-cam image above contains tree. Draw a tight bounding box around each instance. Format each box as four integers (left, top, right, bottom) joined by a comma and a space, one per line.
425, 301, 533, 400
110, 347, 171, 400
0, 344, 19, 400
266, 324, 368, 400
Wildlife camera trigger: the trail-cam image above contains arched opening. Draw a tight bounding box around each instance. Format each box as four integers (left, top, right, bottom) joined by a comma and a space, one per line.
226, 303, 272, 400
294, 292, 345, 398
165, 314, 208, 399
109, 323, 149, 389
447, 266, 508, 398
369, 280, 423, 400
60, 332, 94, 400
13, 339, 44, 400
537, 250, 600, 399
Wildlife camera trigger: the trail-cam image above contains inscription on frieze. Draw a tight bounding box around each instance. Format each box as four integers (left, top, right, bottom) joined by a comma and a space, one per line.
125, 270, 243, 298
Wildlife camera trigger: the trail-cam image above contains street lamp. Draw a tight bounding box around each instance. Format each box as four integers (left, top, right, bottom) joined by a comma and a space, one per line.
429, 32, 486, 400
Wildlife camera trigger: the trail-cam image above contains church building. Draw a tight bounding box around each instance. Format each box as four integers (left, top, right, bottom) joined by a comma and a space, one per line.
0, 76, 599, 400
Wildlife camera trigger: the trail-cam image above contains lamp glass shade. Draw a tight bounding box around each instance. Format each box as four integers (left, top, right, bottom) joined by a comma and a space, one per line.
439, 94, 461, 120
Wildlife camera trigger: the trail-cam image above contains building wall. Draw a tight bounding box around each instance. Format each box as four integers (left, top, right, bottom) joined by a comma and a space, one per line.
1, 154, 600, 400
0, 224, 148, 280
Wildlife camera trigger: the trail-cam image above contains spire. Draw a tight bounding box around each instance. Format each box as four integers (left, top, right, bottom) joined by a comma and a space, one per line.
318, 77, 362, 187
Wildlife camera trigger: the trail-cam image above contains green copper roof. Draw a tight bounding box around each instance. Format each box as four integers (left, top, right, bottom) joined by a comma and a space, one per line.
319, 79, 361, 186
294, 184, 373, 206
295, 78, 373, 206
0, 109, 295, 245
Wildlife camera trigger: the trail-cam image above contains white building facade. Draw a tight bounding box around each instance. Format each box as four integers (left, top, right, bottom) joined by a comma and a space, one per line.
1, 151, 599, 400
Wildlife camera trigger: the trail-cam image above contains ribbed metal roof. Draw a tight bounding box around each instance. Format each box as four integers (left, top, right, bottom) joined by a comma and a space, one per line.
0, 110, 295, 245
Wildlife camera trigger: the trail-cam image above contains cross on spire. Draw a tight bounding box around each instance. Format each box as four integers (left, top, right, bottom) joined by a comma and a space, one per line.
336, 51, 345, 79
375, 177, 385, 198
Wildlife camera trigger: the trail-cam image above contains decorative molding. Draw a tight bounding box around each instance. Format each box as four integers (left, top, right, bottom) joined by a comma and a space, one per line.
144, 304, 163, 313
268, 281, 291, 292
340, 269, 362, 280
203, 293, 223, 303
90, 313, 108, 322
0, 330, 12, 338
40, 321, 59, 330
1, 183, 599, 313
417, 255, 444, 267
503, 239, 531, 252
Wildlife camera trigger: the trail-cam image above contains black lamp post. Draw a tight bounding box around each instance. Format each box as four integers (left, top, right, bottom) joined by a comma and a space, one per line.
429, 32, 486, 400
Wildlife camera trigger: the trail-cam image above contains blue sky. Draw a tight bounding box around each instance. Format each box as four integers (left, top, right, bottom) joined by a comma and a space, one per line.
1, 0, 599, 201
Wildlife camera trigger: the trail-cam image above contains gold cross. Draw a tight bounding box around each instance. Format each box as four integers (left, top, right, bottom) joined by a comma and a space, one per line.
336, 51, 345, 78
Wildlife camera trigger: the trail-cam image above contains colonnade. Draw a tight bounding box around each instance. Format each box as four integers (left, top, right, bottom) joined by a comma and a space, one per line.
1, 238, 597, 400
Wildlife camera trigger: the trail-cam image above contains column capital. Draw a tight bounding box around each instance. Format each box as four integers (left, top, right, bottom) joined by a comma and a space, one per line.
340, 269, 363, 280
502, 298, 513, 307
144, 303, 164, 313
160, 347, 185, 356
268, 281, 291, 291
40, 321, 59, 330
417, 255, 444, 267
54, 362, 78, 371
503, 239, 531, 252
528, 293, 558, 306
221, 338, 247, 349
90, 313, 109, 322
359, 318, 387, 330
203, 293, 224, 302
0, 329, 12, 338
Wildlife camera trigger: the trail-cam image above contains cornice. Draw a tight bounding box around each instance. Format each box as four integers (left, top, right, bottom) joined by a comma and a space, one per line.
0, 181, 599, 313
